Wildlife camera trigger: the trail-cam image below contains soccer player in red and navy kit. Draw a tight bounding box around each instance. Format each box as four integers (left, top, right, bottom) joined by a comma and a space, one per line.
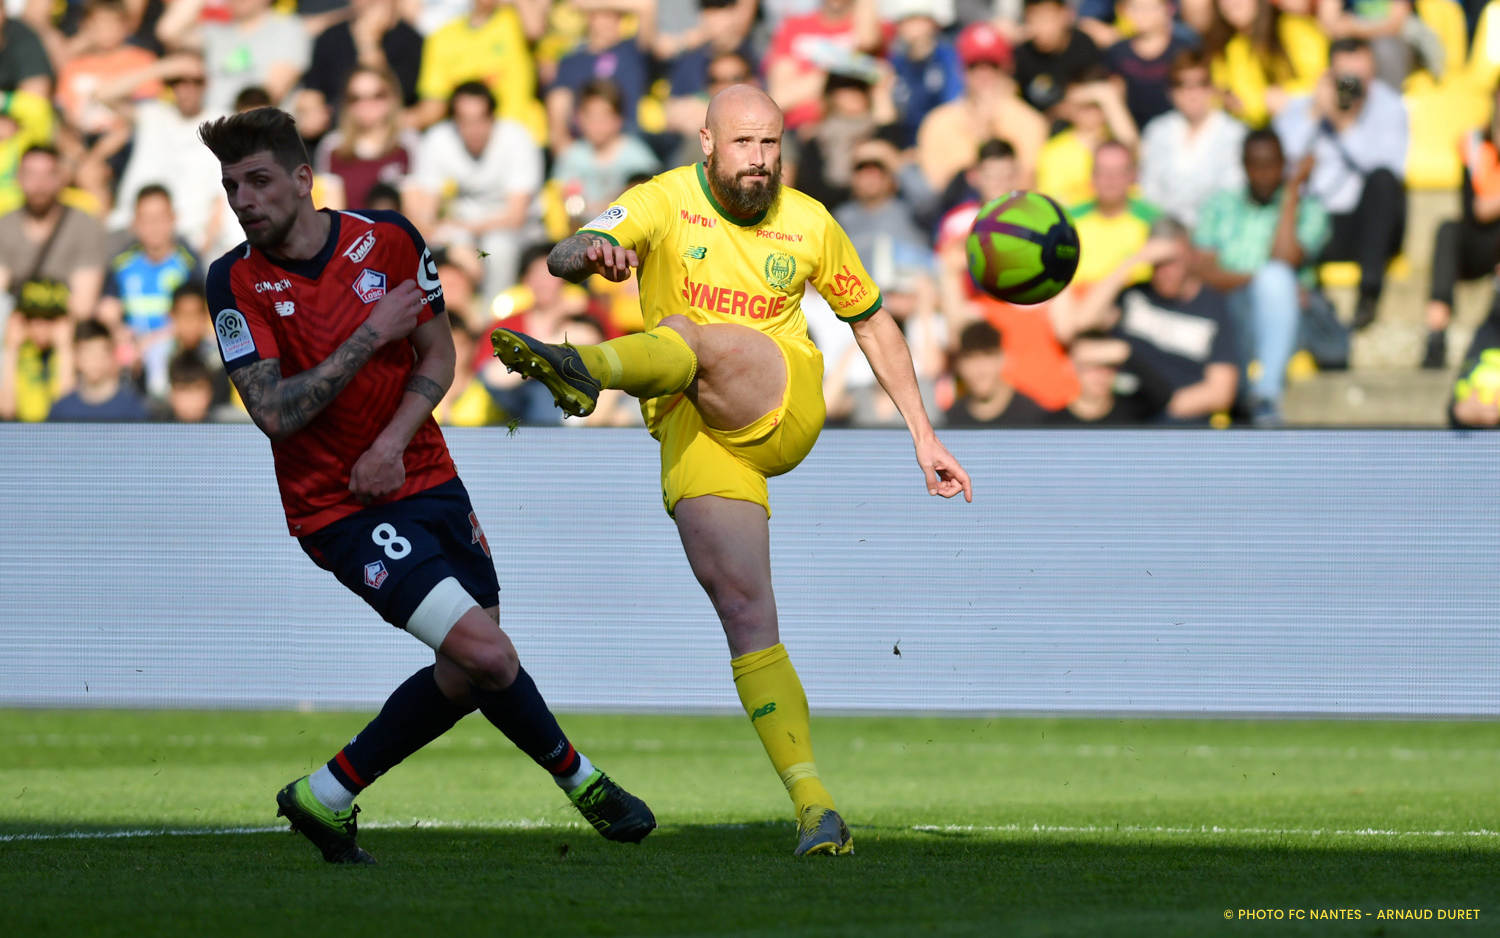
200, 107, 655, 864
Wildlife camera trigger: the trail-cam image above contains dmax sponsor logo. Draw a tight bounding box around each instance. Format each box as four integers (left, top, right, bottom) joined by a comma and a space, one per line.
343, 231, 376, 263
681, 276, 787, 319
255, 279, 291, 293
679, 210, 717, 228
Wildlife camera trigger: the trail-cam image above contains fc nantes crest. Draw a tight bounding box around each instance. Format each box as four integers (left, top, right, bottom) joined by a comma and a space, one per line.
763, 252, 796, 290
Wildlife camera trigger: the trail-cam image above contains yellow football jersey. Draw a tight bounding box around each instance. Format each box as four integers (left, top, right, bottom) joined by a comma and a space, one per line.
578, 163, 883, 343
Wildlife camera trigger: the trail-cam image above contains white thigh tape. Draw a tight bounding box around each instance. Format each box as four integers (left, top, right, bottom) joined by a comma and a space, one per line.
405, 576, 478, 649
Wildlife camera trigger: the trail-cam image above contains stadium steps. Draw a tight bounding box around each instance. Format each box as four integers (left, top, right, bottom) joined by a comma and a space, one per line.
1283, 370, 1456, 425
1281, 189, 1494, 425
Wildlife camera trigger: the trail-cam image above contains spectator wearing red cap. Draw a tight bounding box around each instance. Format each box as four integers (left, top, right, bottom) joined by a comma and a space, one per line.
884, 0, 964, 148
916, 21, 1047, 198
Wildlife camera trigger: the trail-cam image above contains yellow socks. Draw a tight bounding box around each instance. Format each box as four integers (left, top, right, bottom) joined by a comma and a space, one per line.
731, 643, 835, 816
574, 326, 698, 399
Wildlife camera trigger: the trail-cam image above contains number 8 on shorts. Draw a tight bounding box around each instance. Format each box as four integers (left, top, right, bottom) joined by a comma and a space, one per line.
372, 523, 411, 559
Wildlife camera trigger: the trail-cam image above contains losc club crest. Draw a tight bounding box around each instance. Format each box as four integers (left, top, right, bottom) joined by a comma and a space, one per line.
364, 560, 388, 589
353, 268, 387, 303
763, 252, 796, 290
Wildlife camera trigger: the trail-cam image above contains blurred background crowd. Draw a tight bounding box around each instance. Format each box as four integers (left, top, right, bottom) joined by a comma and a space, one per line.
2, 0, 1499, 428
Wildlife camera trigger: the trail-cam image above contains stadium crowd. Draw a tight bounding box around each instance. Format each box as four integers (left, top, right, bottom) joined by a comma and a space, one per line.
3, 0, 1500, 427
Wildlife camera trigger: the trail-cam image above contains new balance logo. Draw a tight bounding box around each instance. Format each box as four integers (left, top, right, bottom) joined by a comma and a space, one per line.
274, 300, 295, 317
750, 702, 776, 722
683, 245, 707, 259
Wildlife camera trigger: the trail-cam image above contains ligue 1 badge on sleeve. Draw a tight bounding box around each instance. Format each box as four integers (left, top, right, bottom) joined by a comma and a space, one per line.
586, 205, 628, 230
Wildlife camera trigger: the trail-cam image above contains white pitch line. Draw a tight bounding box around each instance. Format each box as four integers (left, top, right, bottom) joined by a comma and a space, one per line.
0, 818, 584, 843
911, 824, 1500, 838
7, 821, 1500, 843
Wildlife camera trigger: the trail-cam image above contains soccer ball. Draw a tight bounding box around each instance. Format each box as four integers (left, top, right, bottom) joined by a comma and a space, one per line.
965, 191, 1080, 305
1455, 349, 1500, 404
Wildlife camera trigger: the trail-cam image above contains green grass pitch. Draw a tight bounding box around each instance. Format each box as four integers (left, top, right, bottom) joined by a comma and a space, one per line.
2, 709, 1497, 936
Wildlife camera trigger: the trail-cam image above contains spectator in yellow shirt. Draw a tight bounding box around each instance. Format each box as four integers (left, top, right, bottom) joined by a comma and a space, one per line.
0, 90, 52, 217
1067, 141, 1163, 287
1204, 0, 1327, 127
1035, 70, 1139, 207
415, 0, 547, 144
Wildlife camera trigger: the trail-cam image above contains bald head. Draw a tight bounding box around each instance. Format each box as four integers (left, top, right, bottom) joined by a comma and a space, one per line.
700, 84, 785, 219
704, 84, 783, 140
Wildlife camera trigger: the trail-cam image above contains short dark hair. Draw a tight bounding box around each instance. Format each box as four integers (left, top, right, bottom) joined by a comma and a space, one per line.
83, 0, 128, 18
171, 282, 207, 311
450, 81, 497, 116
449, 316, 477, 340
520, 242, 556, 273
957, 320, 1002, 356
74, 319, 112, 345
364, 182, 402, 210
1328, 36, 1370, 60
824, 72, 872, 97
168, 350, 212, 387
1168, 49, 1210, 83
233, 86, 273, 111
708, 51, 754, 81
198, 107, 311, 174
135, 184, 172, 207
977, 139, 1016, 163
20, 144, 60, 164
579, 79, 624, 116
1243, 127, 1283, 159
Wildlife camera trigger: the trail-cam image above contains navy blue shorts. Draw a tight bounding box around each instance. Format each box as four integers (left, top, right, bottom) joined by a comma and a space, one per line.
298, 477, 500, 629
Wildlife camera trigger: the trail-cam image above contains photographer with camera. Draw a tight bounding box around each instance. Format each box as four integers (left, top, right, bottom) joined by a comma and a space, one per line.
1273, 37, 1408, 332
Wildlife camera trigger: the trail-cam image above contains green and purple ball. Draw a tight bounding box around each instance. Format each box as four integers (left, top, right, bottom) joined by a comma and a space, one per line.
965, 191, 1080, 305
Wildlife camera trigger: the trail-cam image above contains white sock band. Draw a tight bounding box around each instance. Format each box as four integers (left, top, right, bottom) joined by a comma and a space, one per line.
406, 576, 478, 650
597, 342, 624, 385
308, 765, 356, 812
556, 752, 595, 792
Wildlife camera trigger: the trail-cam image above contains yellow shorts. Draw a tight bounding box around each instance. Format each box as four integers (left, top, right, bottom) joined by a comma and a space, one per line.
650, 335, 825, 517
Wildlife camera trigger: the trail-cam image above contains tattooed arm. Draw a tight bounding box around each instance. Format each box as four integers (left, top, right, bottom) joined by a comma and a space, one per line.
547, 232, 640, 284
347, 311, 456, 503
231, 280, 425, 443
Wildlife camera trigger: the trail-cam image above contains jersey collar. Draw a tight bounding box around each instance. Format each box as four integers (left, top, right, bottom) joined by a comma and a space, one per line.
696, 162, 767, 228
261, 209, 342, 280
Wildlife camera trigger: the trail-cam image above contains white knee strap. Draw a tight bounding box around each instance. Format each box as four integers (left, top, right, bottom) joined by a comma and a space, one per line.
406, 576, 478, 650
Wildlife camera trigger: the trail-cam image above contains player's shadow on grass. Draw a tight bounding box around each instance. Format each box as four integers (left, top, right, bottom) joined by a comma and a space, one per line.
3, 824, 1495, 936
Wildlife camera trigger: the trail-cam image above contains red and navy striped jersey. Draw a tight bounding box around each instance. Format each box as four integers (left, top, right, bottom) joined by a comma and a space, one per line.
207, 209, 456, 536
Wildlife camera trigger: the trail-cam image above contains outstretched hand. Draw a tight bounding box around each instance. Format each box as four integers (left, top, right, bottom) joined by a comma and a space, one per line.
587, 242, 640, 282
916, 435, 972, 503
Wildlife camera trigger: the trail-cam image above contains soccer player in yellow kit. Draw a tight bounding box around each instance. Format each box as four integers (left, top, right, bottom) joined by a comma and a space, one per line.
492, 85, 973, 857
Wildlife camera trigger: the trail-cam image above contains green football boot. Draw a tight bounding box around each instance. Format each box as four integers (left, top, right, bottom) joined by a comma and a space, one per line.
567, 769, 656, 844
490, 327, 601, 418
794, 805, 853, 857
275, 776, 376, 865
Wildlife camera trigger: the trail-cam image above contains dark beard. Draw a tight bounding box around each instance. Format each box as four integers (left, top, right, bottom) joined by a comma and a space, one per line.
707, 154, 781, 217
244, 210, 297, 252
